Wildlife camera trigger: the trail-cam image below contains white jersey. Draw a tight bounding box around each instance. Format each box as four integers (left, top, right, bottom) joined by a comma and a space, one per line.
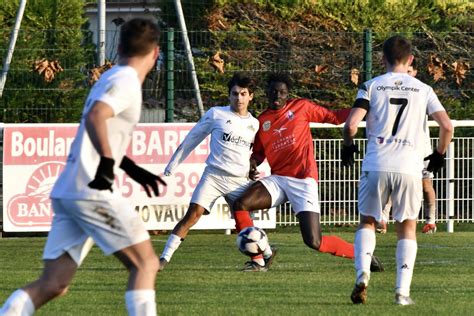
51, 65, 142, 200
165, 105, 259, 177
358, 72, 445, 177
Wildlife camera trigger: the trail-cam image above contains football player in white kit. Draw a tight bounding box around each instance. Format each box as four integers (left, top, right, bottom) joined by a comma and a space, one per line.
159, 73, 275, 270
342, 35, 453, 305
0, 19, 165, 316
377, 62, 438, 234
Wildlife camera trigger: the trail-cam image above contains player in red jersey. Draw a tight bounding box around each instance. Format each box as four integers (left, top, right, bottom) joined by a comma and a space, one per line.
233, 73, 384, 272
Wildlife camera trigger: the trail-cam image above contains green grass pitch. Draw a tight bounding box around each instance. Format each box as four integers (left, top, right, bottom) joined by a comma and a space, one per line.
1, 223, 473, 315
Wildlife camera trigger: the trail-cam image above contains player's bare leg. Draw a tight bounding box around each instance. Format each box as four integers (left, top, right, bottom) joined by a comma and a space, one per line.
394, 219, 417, 305
114, 239, 159, 315
422, 178, 437, 234
159, 203, 207, 270
0, 253, 78, 315
233, 181, 276, 271
296, 212, 383, 276
298, 211, 356, 258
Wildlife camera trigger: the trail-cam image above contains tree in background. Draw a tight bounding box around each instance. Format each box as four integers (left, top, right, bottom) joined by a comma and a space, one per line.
0, 0, 94, 123
194, 0, 472, 122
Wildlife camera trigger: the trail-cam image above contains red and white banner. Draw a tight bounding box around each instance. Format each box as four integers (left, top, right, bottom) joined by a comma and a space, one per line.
2, 123, 275, 232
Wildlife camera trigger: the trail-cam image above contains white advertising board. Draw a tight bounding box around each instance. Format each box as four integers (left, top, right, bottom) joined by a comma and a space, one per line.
2, 123, 275, 232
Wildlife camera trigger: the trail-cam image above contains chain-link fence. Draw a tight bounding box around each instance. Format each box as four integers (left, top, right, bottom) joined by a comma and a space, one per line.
1, 28, 472, 123
1, 0, 472, 125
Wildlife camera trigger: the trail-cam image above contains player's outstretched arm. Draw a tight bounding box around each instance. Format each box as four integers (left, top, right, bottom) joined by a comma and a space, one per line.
248, 158, 260, 180
164, 110, 214, 175
86, 101, 115, 191
248, 133, 265, 180
307, 100, 351, 125
85, 101, 114, 158
424, 110, 453, 173
342, 107, 366, 167
120, 156, 167, 197
431, 110, 453, 155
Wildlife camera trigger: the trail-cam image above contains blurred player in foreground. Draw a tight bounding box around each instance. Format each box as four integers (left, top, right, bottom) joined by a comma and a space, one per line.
377, 60, 438, 234
343, 35, 453, 305
232, 73, 384, 272
158, 73, 275, 270
0, 18, 165, 316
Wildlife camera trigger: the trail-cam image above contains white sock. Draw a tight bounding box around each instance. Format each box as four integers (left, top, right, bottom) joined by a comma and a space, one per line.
395, 239, 417, 297
125, 290, 156, 316
354, 228, 376, 280
0, 289, 35, 316
160, 234, 182, 262
263, 244, 273, 260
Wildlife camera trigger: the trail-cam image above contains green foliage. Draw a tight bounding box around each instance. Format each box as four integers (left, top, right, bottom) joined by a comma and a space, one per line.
214, 0, 473, 34
197, 0, 472, 121
0, 0, 92, 123
0, 0, 472, 123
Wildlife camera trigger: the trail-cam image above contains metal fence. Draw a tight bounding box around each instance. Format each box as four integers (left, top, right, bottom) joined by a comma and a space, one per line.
276, 121, 474, 229
1, 27, 472, 124
0, 122, 472, 230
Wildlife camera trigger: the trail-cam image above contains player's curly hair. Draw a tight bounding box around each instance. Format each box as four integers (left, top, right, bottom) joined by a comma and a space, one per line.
266, 73, 292, 89
227, 73, 256, 94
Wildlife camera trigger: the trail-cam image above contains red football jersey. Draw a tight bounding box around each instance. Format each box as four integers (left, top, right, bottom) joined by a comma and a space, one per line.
252, 98, 350, 181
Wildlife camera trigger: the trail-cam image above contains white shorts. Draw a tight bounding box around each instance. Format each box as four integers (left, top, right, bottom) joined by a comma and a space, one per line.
259, 175, 320, 214
43, 198, 150, 265
191, 166, 254, 214
358, 171, 422, 222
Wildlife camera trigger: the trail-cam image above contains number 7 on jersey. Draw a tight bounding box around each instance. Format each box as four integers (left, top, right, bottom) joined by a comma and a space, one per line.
390, 98, 408, 136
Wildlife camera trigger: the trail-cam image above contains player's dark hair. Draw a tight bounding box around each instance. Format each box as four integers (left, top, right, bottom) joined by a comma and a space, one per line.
119, 18, 160, 57
411, 57, 417, 70
227, 73, 256, 94
383, 35, 412, 66
267, 73, 292, 90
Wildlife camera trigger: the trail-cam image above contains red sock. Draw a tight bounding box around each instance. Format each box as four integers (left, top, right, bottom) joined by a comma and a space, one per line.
234, 210, 254, 232
251, 254, 264, 262
319, 235, 354, 259
234, 210, 261, 262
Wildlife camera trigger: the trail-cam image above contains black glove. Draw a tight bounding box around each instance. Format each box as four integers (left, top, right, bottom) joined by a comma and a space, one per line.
424, 150, 446, 174
120, 156, 167, 197
88, 156, 115, 192
341, 144, 359, 167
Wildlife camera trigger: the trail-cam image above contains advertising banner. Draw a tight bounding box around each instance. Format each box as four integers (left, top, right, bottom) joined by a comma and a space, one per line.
2, 123, 275, 232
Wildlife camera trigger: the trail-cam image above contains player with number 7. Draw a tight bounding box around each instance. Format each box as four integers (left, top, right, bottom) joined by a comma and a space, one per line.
343, 35, 453, 306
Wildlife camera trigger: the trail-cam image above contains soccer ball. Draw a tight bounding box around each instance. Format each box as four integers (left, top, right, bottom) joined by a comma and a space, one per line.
236, 226, 269, 256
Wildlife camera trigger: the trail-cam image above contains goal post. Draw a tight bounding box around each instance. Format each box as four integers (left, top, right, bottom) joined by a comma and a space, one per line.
0, 0, 27, 98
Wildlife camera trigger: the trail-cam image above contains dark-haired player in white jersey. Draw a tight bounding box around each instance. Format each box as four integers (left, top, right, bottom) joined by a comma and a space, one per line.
342, 35, 453, 305
0, 18, 165, 316
377, 61, 438, 234
158, 73, 276, 270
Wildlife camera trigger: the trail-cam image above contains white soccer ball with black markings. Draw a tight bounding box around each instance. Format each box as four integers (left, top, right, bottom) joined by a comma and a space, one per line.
236, 226, 269, 256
